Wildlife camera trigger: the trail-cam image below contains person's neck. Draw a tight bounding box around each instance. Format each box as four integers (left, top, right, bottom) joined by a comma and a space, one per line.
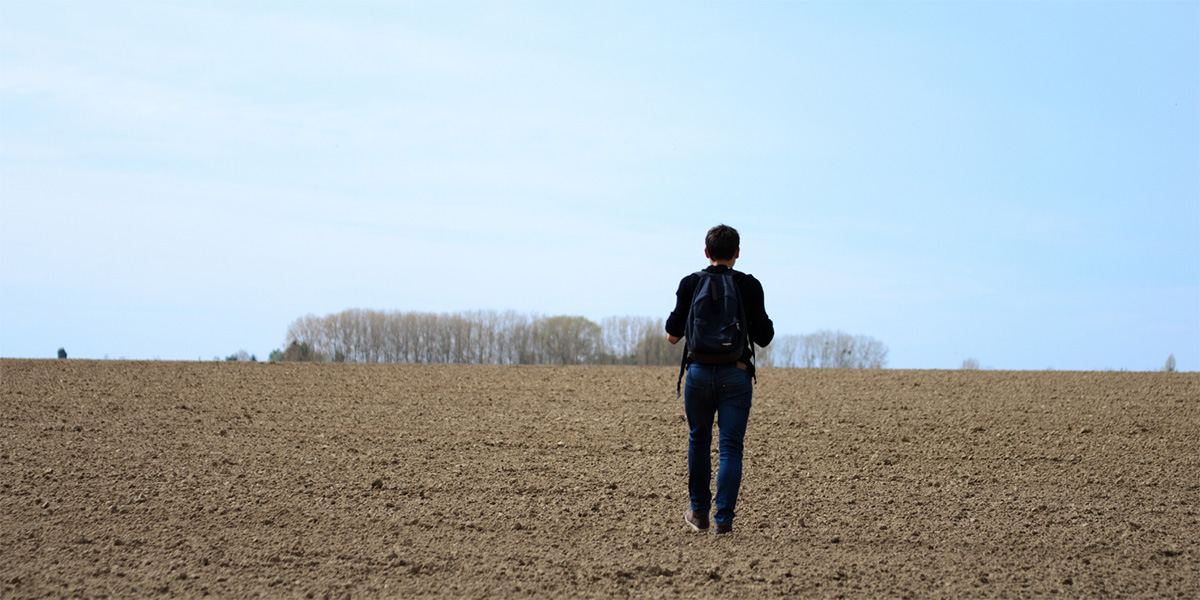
709, 259, 736, 268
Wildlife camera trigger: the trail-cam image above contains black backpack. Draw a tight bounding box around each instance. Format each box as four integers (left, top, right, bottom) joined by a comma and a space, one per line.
677, 270, 750, 395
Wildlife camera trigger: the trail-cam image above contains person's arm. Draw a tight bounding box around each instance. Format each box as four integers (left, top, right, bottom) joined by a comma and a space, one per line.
665, 275, 693, 343
743, 275, 774, 348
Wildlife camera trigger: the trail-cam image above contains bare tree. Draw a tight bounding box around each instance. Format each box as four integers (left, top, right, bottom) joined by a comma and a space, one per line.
280, 340, 323, 362
760, 335, 801, 368
632, 318, 676, 366
753, 342, 775, 368
599, 316, 639, 364
762, 331, 887, 369
535, 316, 601, 365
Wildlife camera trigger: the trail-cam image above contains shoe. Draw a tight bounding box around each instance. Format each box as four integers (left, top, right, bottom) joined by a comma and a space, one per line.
711, 522, 732, 535
685, 510, 709, 532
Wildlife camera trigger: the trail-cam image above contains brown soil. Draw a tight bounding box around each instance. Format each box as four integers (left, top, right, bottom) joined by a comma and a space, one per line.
2, 359, 1197, 599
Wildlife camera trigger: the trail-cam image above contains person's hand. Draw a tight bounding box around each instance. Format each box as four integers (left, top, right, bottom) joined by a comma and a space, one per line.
668, 335, 681, 345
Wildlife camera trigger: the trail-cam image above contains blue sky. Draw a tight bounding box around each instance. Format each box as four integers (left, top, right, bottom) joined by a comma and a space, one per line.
1, 1, 1197, 370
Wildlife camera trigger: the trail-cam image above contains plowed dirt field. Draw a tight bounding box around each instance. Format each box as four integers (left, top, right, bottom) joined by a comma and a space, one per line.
2, 359, 1197, 599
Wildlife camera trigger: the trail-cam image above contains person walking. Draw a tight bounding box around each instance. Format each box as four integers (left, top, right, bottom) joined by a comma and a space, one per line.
666, 224, 774, 535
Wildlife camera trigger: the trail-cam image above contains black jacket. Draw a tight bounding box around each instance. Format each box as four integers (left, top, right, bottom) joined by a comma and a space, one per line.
666, 265, 774, 378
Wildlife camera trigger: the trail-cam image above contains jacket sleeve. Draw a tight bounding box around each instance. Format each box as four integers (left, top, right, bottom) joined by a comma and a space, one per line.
742, 275, 774, 348
664, 275, 693, 338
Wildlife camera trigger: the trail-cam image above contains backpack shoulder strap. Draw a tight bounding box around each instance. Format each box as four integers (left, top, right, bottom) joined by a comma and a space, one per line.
677, 343, 687, 397
677, 270, 708, 396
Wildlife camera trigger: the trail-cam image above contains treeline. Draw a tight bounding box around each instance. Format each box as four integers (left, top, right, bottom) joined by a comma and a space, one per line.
279, 309, 676, 365
277, 308, 889, 369
764, 331, 889, 369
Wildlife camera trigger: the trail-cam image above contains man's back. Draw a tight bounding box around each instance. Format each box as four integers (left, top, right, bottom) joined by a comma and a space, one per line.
665, 265, 774, 374
666, 224, 773, 535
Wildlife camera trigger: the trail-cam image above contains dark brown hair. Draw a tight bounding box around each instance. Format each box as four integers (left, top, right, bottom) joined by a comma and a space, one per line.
705, 224, 739, 261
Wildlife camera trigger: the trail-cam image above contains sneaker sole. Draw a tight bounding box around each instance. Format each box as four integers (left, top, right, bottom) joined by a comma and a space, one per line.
684, 511, 707, 532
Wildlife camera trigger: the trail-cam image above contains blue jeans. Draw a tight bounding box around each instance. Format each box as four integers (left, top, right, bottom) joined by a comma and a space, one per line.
683, 363, 752, 527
